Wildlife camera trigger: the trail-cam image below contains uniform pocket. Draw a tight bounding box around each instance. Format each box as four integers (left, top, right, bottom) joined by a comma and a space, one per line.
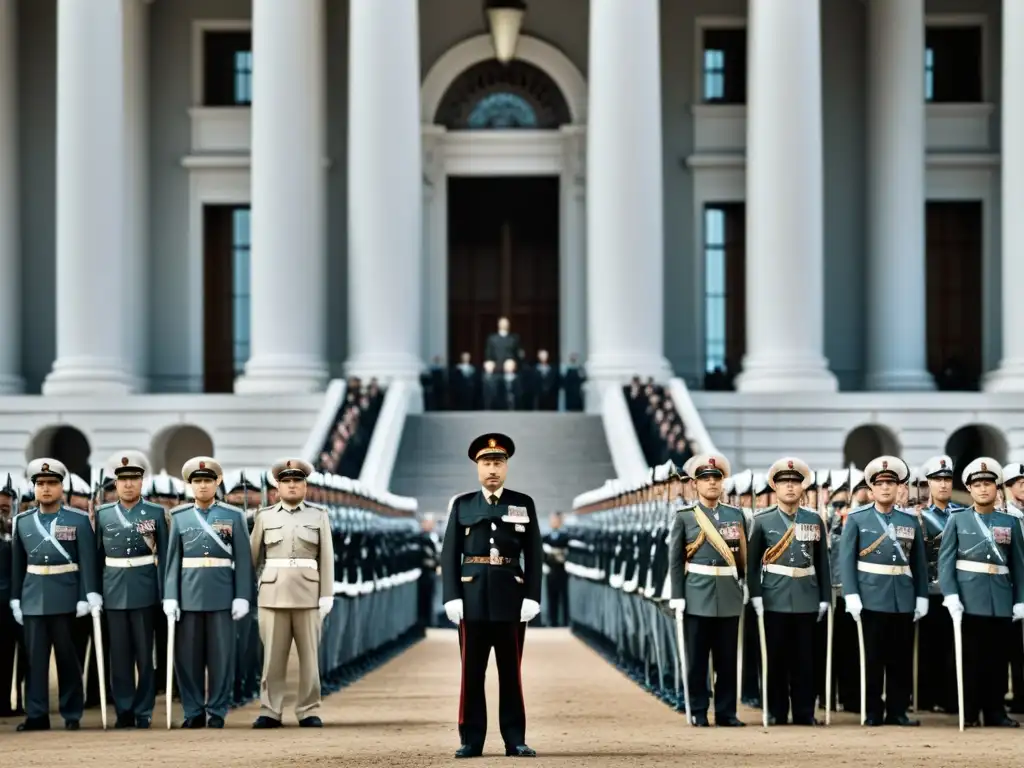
296, 526, 320, 545
263, 524, 285, 546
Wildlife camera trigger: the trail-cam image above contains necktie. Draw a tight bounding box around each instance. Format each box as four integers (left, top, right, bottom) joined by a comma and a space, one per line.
489, 494, 498, 506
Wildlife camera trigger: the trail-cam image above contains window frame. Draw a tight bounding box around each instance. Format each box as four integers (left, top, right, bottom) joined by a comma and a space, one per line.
191, 19, 253, 107
693, 16, 747, 107
924, 13, 989, 104
230, 207, 252, 376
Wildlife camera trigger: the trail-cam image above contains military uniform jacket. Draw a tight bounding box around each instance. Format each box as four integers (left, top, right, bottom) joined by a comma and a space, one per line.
441, 488, 543, 623
938, 506, 1024, 618
96, 500, 169, 610
11, 506, 98, 616
668, 502, 747, 618
747, 506, 831, 613
251, 501, 334, 609
917, 503, 954, 594
839, 505, 928, 613
164, 501, 253, 612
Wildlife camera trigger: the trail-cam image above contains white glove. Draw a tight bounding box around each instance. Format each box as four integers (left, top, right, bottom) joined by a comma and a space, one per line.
444, 599, 464, 625
742, 581, 750, 605
319, 596, 333, 620
75, 601, 89, 618
818, 601, 829, 622
520, 598, 540, 623
87, 592, 103, 615
913, 596, 929, 622
163, 598, 180, 622
9, 599, 22, 626
1014, 603, 1024, 622
844, 593, 863, 622
668, 598, 685, 614
231, 598, 250, 621
943, 594, 964, 621
751, 596, 764, 617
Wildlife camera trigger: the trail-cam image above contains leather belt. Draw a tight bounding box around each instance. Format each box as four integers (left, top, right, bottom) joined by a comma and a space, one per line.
182, 556, 234, 569
956, 560, 1009, 575
265, 557, 318, 569
464, 555, 514, 566
27, 563, 79, 575
685, 563, 737, 577
764, 564, 815, 578
857, 562, 910, 576
106, 555, 156, 568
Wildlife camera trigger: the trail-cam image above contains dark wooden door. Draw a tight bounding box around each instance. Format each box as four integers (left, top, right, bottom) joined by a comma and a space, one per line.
448, 177, 559, 366
203, 205, 246, 393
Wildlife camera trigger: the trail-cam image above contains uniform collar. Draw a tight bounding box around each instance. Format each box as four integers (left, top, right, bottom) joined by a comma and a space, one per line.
282, 500, 305, 512
482, 486, 504, 500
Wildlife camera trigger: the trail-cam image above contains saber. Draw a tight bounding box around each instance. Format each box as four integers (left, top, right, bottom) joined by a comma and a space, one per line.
674, 608, 692, 725
9, 643, 17, 712
953, 613, 964, 732
856, 618, 867, 726
825, 595, 834, 725
91, 610, 108, 729
166, 614, 176, 729
736, 604, 745, 707
912, 622, 919, 712
82, 636, 91, 691
757, 612, 768, 728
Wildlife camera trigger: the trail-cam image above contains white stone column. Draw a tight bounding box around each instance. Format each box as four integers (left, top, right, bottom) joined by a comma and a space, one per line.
865, 0, 934, 390
44, 0, 133, 395
0, 0, 23, 394
236, 0, 329, 393
586, 0, 672, 398
734, 0, 836, 393
985, 1, 1024, 392
345, 0, 423, 383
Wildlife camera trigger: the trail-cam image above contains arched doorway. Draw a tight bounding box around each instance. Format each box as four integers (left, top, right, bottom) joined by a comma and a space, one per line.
843, 424, 901, 470
945, 423, 1007, 491
27, 425, 92, 481
150, 425, 215, 478
420, 34, 588, 369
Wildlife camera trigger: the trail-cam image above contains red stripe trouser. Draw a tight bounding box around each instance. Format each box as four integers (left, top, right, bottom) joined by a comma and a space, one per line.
457, 620, 527, 749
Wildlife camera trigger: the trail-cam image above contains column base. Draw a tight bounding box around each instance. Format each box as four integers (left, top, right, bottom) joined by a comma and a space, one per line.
983, 360, 1024, 393
42, 357, 135, 396
864, 368, 936, 392
234, 354, 330, 394
344, 352, 424, 386
734, 353, 838, 394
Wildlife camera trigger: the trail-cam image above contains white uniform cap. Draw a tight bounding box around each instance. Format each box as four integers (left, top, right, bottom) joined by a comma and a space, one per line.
1002, 461, 1024, 486
962, 456, 1002, 486
864, 455, 909, 485
920, 455, 954, 479
767, 457, 814, 491
684, 452, 731, 480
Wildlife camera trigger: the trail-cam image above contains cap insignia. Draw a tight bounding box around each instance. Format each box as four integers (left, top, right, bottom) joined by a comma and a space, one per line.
488, 438, 496, 448
940, 459, 946, 468
121, 456, 129, 466
41, 463, 49, 472
787, 460, 794, 469
286, 460, 293, 468
199, 461, 206, 470
981, 462, 988, 472
882, 460, 888, 470
709, 457, 716, 467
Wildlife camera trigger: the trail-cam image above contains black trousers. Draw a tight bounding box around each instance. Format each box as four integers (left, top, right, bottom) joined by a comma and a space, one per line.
0, 600, 26, 714
457, 621, 527, 749
861, 609, 914, 720
764, 611, 817, 722
832, 597, 860, 712
418, 572, 436, 628
24, 613, 83, 722
154, 605, 169, 694
1006, 618, 1024, 710
741, 603, 761, 703
545, 571, 568, 627
963, 614, 1011, 722
917, 594, 956, 712
106, 608, 156, 718
176, 610, 235, 720
684, 614, 739, 720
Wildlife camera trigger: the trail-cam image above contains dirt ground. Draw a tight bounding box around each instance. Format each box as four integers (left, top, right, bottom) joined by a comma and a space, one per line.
2, 628, 1022, 767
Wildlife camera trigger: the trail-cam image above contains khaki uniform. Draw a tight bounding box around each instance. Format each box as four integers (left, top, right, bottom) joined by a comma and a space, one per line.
250, 501, 334, 720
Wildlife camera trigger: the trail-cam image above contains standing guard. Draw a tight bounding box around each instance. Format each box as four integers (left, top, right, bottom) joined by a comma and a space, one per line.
0, 474, 25, 717
250, 458, 334, 729
939, 458, 1024, 727
748, 457, 830, 725
1002, 462, 1024, 712
441, 433, 541, 758
10, 459, 100, 731
95, 450, 169, 728
667, 452, 749, 727
839, 455, 928, 726
164, 457, 253, 728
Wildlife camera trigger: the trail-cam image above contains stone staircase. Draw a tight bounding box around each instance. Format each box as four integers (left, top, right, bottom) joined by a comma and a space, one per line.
390, 412, 615, 518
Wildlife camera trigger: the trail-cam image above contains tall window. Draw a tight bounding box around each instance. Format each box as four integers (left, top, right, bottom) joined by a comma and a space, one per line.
231, 209, 251, 375
925, 26, 983, 103
203, 30, 253, 106
203, 205, 251, 393
703, 203, 745, 389
926, 201, 982, 390
701, 28, 746, 104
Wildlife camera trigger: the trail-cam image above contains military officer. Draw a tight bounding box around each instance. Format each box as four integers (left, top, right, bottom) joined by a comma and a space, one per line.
667, 452, 748, 727
914, 455, 958, 713
1002, 462, 1024, 712
0, 474, 25, 717
839, 455, 928, 726
95, 450, 169, 728
748, 457, 830, 725
250, 458, 334, 729
542, 512, 570, 627
441, 433, 541, 758
10, 459, 101, 731
939, 457, 1024, 727
164, 456, 253, 728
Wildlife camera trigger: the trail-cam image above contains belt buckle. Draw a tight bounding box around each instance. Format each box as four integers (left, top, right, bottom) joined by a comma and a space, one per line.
489, 548, 500, 566
289, 558, 297, 568
126, 559, 132, 568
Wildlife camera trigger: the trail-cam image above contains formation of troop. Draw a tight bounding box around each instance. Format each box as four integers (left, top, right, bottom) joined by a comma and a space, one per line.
0, 452, 427, 732
568, 450, 1024, 730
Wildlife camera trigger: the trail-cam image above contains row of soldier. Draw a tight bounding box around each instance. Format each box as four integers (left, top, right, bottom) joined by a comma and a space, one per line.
567, 452, 1024, 729
1, 454, 426, 731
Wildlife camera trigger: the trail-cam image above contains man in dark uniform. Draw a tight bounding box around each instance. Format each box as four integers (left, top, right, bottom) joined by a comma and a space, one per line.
0, 474, 25, 717
563, 354, 585, 412
483, 317, 521, 366
441, 433, 541, 758
542, 513, 570, 626
163, 456, 253, 728
10, 458, 100, 731
1002, 461, 1024, 713
939, 457, 1024, 727
95, 450, 169, 728
839, 455, 928, 726
748, 457, 830, 725
667, 452, 749, 727
530, 350, 560, 411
